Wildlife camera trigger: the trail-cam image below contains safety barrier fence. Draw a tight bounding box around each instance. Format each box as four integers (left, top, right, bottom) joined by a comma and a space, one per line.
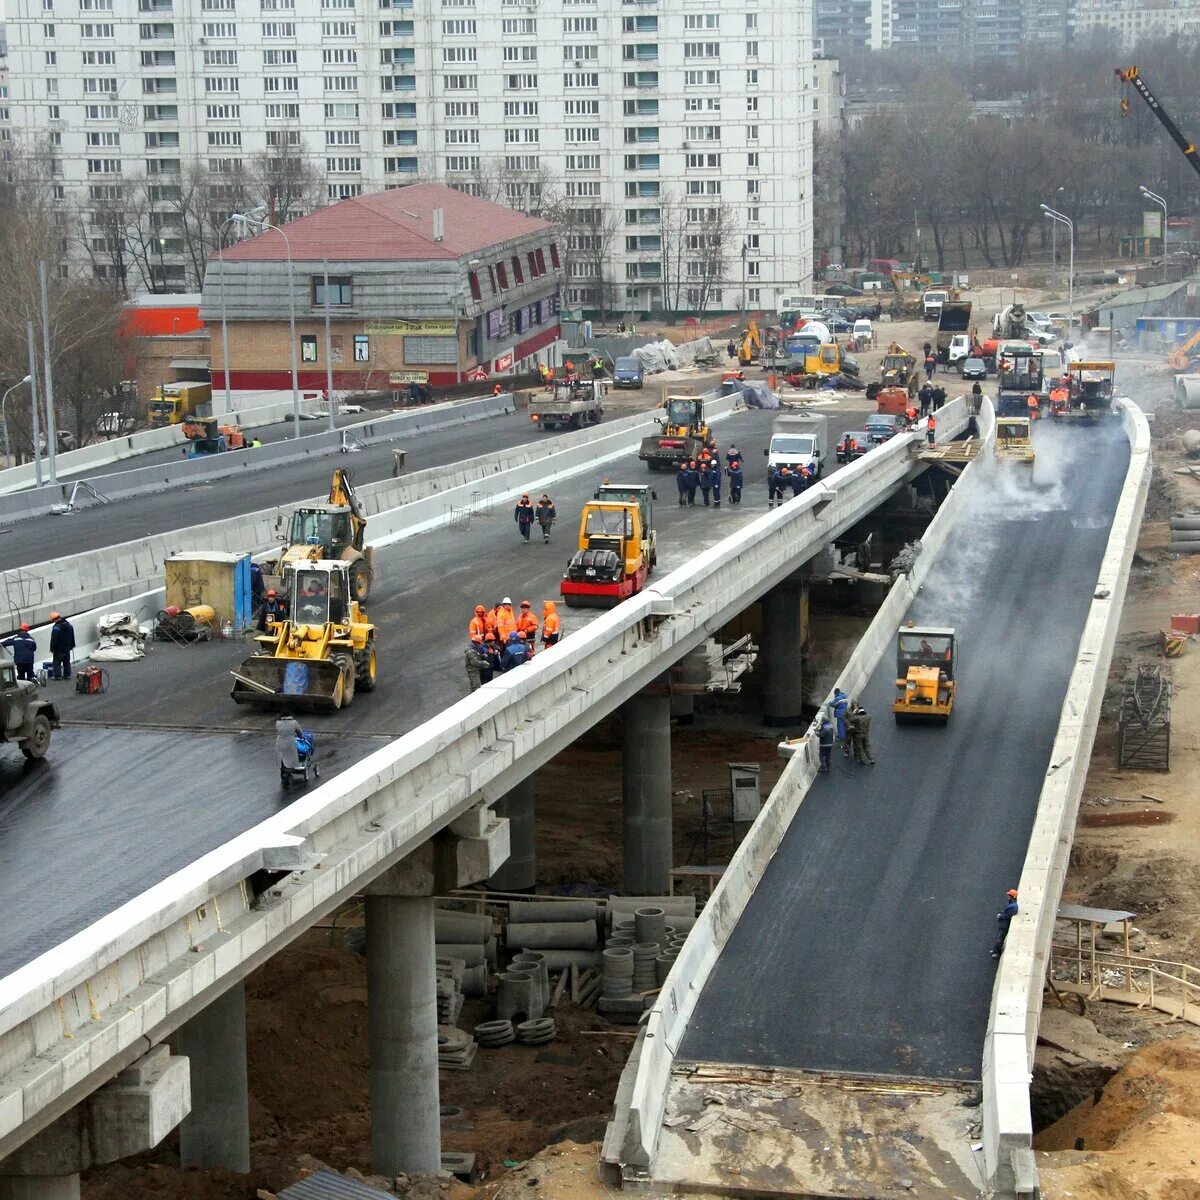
0, 393, 331, 495
982, 399, 1151, 1199
0, 394, 516, 524
601, 395, 984, 1178
1049, 943, 1200, 1026
0, 399, 963, 1161
0, 391, 734, 641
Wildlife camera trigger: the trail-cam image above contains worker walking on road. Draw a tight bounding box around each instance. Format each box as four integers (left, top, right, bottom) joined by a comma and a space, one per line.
48, 612, 75, 681
817, 714, 836, 774
515, 494, 536, 543
726, 458, 744, 505
2, 624, 37, 682
536, 494, 556, 543
970, 381, 983, 416
465, 637, 491, 691
924, 350, 936, 381
918, 383, 933, 418
848, 701, 875, 765
927, 414, 937, 446
541, 600, 561, 647
992, 889, 1019, 958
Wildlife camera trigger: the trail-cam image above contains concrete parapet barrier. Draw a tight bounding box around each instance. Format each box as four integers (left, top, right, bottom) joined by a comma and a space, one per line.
982, 400, 1150, 1198
0, 399, 930, 1162
602, 396, 991, 1179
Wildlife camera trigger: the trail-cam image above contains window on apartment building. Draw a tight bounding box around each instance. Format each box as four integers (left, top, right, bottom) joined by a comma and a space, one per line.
564, 127, 599, 143
207, 130, 241, 146
204, 77, 239, 92
747, 96, 758, 112
504, 100, 537, 117
686, 153, 720, 169
321, 20, 355, 35
264, 49, 298, 65
505, 73, 538, 90
267, 129, 302, 145
444, 101, 479, 117
502, 17, 534, 33
746, 41, 759, 57
747, 151, 759, 169
684, 70, 720, 85
262, 0, 297, 8
504, 127, 539, 144
746, 179, 760, 195
326, 102, 360, 119
206, 103, 240, 119
137, 50, 171, 65
685, 13, 719, 28
326, 129, 360, 145
321, 0, 355, 8
442, 18, 475, 34
564, 16, 596, 31
144, 132, 179, 149
382, 129, 417, 146
445, 128, 479, 144
201, 22, 236, 37
81, 22, 114, 36
746, 13, 757, 29
265, 102, 300, 118
46, 80, 60, 96
504, 46, 538, 61
202, 0, 234, 7
685, 125, 720, 141
203, 50, 238, 65
563, 44, 598, 61
746, 124, 759, 141
84, 104, 119, 119
329, 183, 364, 200
443, 74, 477, 90
565, 154, 600, 171
379, 19, 414, 36
443, 46, 476, 63
325, 48, 359, 64
87, 158, 122, 174
444, 155, 479, 172
262, 21, 296, 35
746, 68, 758, 86
564, 72, 599, 88
323, 76, 357, 91
84, 77, 119, 94
44, 50, 58, 66
684, 42, 720, 58
86, 131, 120, 148
81, 0, 115, 9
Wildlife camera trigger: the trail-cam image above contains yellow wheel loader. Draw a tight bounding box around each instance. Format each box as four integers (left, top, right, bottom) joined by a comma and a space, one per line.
892, 625, 957, 724
267, 468, 375, 602
230, 560, 378, 711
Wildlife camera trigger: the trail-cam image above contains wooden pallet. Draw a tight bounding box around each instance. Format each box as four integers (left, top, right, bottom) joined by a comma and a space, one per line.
916, 439, 983, 464
1118, 664, 1172, 771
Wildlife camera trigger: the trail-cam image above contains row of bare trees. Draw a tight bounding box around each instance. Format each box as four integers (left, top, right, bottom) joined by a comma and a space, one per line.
832, 37, 1200, 270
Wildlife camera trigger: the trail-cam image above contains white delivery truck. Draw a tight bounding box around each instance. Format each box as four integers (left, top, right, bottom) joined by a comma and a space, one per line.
763, 412, 828, 491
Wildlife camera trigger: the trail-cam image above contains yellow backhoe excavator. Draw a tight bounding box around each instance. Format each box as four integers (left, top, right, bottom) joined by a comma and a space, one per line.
266, 468, 375, 602
738, 320, 763, 367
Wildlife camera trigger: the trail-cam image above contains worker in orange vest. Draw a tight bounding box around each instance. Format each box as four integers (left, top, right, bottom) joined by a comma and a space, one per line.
926, 414, 937, 446
468, 605, 488, 640
1026, 393, 1040, 421
493, 597, 517, 641
516, 600, 539, 644
541, 600, 561, 647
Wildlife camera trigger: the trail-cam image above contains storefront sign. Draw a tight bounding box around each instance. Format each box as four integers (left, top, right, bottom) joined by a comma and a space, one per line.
366, 319, 457, 336
466, 366, 489, 382
388, 370, 429, 384
493, 348, 515, 373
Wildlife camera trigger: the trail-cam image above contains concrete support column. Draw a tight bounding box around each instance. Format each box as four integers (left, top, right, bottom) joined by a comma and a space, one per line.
178, 982, 250, 1174
487, 777, 536, 892
762, 581, 805, 727
0, 1178, 80, 1200
622, 688, 673, 895
366, 850, 441, 1178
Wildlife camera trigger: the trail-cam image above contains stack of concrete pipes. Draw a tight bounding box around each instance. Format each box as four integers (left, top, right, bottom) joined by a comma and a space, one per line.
597, 898, 697, 1023
434, 907, 495, 1005
504, 899, 605, 970
1167, 510, 1200, 554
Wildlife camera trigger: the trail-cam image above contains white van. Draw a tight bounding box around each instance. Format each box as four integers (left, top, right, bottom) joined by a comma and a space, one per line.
852, 318, 875, 348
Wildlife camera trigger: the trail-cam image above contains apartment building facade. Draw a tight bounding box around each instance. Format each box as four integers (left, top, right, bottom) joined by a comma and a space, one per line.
3, 0, 816, 316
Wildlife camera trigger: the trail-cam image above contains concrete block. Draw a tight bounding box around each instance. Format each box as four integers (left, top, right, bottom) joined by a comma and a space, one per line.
89, 1054, 189, 1163
597, 995, 649, 1023
0, 1176, 80, 1200
435, 818, 509, 889
366, 843, 436, 898
447, 801, 489, 840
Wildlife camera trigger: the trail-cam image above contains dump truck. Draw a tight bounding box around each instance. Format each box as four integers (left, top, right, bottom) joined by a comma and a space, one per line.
892, 625, 957, 724
529, 378, 604, 430
763, 412, 827, 488
935, 300, 972, 364
230, 560, 377, 711
638, 395, 711, 471
265, 468, 375, 602
994, 417, 1035, 464
922, 289, 949, 322
0, 647, 59, 759
560, 498, 653, 608
147, 382, 211, 427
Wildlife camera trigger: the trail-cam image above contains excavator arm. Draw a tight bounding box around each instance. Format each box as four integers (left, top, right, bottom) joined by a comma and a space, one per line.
1168, 326, 1200, 370
328, 468, 367, 550
1117, 66, 1200, 180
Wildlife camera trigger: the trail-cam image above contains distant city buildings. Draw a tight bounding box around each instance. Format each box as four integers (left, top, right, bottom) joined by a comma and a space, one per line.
814, 0, 1199, 57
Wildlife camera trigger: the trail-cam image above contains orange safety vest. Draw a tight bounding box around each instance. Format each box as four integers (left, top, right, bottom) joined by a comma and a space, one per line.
543, 611, 561, 640
469, 614, 488, 640
494, 606, 517, 640
517, 611, 539, 639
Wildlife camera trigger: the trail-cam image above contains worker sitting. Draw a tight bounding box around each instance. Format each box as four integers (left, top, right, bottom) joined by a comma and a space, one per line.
259, 589, 289, 631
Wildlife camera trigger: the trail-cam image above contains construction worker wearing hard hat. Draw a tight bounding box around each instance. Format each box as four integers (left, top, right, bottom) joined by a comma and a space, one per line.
1026, 393, 1040, 421
992, 889, 1019, 958
48, 612, 75, 680
2, 623, 37, 681
516, 600, 539, 646
501, 630, 530, 672
493, 597, 517, 641
468, 605, 488, 640
259, 589, 288, 632
541, 601, 561, 647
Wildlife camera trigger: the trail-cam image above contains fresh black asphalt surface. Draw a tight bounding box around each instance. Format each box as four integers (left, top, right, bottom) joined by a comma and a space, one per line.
678, 420, 1129, 1082
0, 410, 582, 568
0, 403, 868, 978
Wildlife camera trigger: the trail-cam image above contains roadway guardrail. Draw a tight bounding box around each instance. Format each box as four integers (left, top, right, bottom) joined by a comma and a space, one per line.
0, 399, 959, 1160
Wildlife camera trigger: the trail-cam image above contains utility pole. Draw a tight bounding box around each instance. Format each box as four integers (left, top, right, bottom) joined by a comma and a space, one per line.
38, 262, 59, 485
25, 322, 43, 487
323, 258, 336, 432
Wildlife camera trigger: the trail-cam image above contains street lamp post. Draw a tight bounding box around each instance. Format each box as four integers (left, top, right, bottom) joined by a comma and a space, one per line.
740, 241, 748, 315
1, 376, 32, 470
1139, 185, 1168, 283
232, 212, 301, 440
1040, 204, 1074, 342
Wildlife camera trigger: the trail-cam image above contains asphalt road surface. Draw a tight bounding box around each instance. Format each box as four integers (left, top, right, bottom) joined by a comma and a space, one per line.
0, 726, 389, 979
0, 402, 870, 977
0, 410, 591, 569
678, 419, 1129, 1082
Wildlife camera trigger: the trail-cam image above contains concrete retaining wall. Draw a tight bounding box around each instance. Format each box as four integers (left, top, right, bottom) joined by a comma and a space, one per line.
981, 400, 1151, 1198
0, 394, 517, 524
603, 396, 983, 1175
0, 394, 332, 495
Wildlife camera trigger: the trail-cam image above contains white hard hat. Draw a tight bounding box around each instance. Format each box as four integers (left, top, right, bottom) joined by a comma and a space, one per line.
502, 596, 512, 605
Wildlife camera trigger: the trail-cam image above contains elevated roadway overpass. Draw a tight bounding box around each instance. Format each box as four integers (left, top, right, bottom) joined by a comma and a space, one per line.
0, 397, 968, 1193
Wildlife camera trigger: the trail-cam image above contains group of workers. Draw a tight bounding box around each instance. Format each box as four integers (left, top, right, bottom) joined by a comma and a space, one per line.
536, 356, 606, 386
515, 493, 557, 543
465, 597, 561, 691
2, 613, 76, 682
675, 442, 746, 508
819, 689, 875, 769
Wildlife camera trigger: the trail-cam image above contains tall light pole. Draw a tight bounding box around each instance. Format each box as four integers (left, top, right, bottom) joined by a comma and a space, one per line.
740, 240, 748, 315
1139, 185, 1168, 283
322, 257, 336, 432
1, 376, 32, 470
38, 262, 60, 485
1040, 204, 1074, 342
216, 214, 242, 417
26, 322, 43, 487
232, 211, 301, 440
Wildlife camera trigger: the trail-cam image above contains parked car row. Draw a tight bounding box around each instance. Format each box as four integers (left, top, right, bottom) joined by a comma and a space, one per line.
835, 413, 905, 463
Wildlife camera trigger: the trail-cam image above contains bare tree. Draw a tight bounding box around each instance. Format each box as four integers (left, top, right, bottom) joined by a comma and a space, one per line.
686, 202, 734, 316
539, 185, 620, 317
248, 142, 323, 224
658, 189, 689, 322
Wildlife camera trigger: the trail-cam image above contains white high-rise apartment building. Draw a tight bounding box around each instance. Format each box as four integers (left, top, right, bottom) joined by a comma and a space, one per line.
3, 0, 815, 315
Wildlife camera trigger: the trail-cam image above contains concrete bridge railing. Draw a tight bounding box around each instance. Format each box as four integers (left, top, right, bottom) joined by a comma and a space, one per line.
982, 400, 1152, 1198
0, 402, 967, 1162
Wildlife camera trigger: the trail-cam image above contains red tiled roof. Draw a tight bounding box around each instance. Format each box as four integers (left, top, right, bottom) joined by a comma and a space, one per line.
216, 183, 552, 264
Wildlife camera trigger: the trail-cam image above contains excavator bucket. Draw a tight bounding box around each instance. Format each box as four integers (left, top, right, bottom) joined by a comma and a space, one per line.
230, 653, 350, 711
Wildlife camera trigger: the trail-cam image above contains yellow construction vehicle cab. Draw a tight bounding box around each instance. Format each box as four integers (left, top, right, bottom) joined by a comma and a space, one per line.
738, 320, 763, 367
638, 395, 711, 470
892, 625, 957, 724
995, 417, 1035, 463
880, 343, 920, 397
271, 468, 375, 601
230, 560, 378, 711
561, 499, 653, 608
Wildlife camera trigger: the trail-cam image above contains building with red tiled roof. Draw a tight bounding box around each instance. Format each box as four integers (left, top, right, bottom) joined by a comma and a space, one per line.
198, 183, 564, 394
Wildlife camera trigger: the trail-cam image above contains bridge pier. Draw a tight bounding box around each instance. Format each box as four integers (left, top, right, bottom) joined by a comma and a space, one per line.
177, 981, 250, 1173
487, 776, 536, 891
366, 847, 442, 1178
762, 580, 805, 727
0, 1177, 79, 1200
622, 686, 673, 894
